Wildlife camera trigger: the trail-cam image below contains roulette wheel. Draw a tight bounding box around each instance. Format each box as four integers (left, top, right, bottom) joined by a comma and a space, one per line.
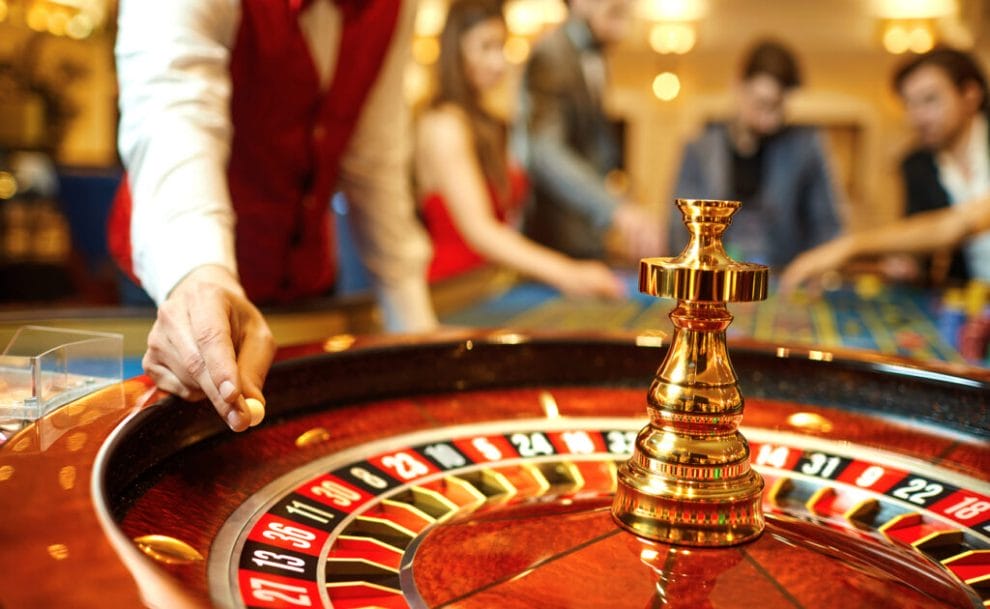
0, 200, 987, 609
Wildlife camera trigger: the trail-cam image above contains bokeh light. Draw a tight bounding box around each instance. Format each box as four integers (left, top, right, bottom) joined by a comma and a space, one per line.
415, 0, 446, 37
883, 24, 910, 53
648, 23, 696, 54
66, 13, 94, 40
907, 25, 934, 53
412, 37, 440, 64
504, 36, 531, 65
505, 0, 543, 37
652, 71, 681, 101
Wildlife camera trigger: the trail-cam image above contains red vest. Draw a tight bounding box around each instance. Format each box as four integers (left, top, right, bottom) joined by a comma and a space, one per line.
424, 164, 530, 282
108, 0, 400, 303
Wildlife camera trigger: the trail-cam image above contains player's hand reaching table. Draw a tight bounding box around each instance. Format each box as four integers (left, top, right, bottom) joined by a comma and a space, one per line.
611, 202, 665, 262
778, 235, 855, 295
556, 259, 627, 299
142, 264, 275, 432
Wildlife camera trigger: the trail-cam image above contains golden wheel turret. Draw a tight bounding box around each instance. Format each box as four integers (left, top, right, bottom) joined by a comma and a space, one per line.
612, 198, 769, 546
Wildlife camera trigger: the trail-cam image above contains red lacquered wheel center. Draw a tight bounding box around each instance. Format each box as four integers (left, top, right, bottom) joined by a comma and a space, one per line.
404, 493, 975, 609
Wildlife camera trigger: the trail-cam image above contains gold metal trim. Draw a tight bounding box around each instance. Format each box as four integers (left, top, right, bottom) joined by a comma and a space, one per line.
911, 529, 964, 551
805, 486, 836, 516
878, 511, 922, 534
294, 427, 332, 448
843, 498, 879, 527
767, 477, 794, 505
133, 534, 204, 565
612, 199, 768, 546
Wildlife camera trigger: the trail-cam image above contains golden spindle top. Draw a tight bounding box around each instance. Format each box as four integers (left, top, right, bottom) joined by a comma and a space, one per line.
640, 199, 769, 303
613, 197, 768, 545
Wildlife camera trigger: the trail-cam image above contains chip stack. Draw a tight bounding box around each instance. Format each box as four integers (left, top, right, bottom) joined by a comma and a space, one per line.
957, 281, 990, 365
937, 287, 967, 351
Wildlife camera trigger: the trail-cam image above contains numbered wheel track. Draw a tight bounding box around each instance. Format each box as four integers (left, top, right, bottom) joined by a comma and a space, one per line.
95, 337, 990, 609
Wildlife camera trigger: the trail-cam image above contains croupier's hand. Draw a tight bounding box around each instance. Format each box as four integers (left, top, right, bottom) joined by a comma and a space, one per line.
143, 265, 275, 431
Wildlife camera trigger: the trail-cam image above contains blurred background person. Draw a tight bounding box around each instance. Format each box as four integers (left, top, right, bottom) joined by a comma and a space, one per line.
781, 46, 990, 290
516, 0, 663, 264
891, 46, 990, 285
669, 39, 843, 268
416, 0, 625, 299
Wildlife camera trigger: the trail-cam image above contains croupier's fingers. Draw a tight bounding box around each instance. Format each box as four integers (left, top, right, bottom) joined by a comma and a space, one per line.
186, 287, 245, 407
142, 353, 207, 404
142, 354, 251, 431
231, 316, 275, 428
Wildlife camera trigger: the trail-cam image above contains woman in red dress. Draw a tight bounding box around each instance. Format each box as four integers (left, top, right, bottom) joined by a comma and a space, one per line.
415, 0, 625, 298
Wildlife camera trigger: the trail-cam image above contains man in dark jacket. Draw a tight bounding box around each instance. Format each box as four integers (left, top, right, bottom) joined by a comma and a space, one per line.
670, 39, 843, 269
517, 0, 662, 263
894, 47, 990, 284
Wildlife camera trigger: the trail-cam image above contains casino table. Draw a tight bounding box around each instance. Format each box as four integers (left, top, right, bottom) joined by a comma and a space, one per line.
2, 188, 990, 609
1, 325, 989, 608
441, 275, 977, 366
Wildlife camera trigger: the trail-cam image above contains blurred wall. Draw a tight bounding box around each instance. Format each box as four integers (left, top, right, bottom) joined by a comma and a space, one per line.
3, 0, 990, 231
0, 17, 117, 167
603, 0, 990, 237
472, 0, 990, 240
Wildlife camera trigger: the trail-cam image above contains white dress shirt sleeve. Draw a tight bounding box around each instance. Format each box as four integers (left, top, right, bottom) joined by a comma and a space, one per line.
337, 0, 438, 332
116, 0, 240, 304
